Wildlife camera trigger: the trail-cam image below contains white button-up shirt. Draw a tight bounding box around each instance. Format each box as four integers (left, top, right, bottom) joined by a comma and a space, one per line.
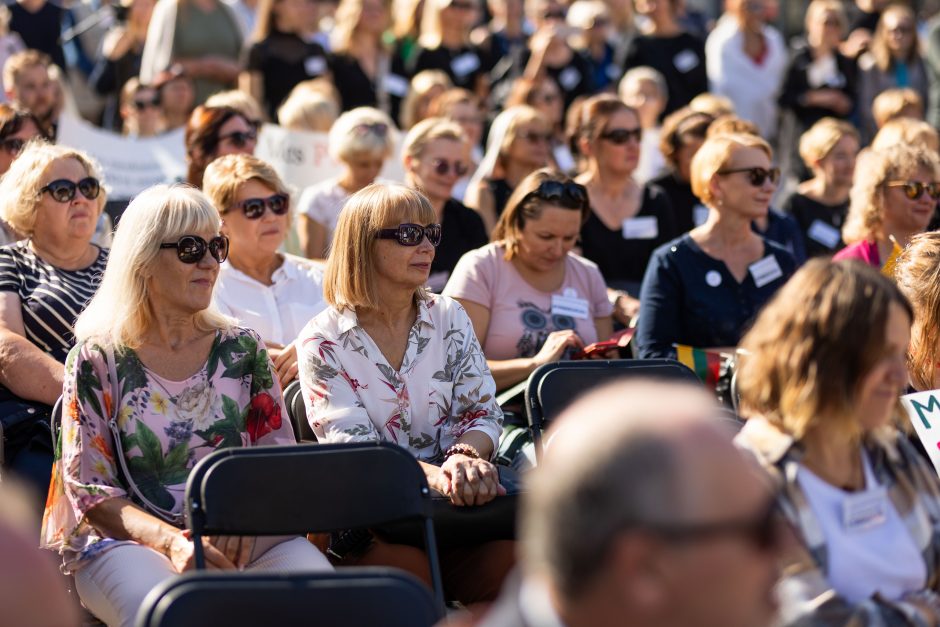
213, 254, 327, 346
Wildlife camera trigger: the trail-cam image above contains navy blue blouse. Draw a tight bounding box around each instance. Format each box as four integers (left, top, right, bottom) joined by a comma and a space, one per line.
635, 234, 797, 359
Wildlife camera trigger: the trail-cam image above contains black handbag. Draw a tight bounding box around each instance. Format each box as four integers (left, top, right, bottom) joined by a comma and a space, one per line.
0, 398, 53, 464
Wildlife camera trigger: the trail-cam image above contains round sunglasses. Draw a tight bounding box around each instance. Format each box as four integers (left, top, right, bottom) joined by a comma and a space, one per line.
218, 129, 257, 149
886, 180, 940, 201
40, 177, 101, 203
376, 223, 442, 247
229, 193, 290, 219
430, 158, 468, 177
716, 167, 781, 187
160, 235, 230, 264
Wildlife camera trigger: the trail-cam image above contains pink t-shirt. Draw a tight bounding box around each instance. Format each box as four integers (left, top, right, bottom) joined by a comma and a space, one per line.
833, 240, 880, 268
443, 243, 612, 360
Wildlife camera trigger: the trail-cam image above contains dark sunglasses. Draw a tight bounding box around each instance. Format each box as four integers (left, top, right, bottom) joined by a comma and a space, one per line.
448, 0, 476, 10
352, 122, 389, 137
0, 137, 25, 155
886, 180, 940, 200
376, 223, 442, 246
544, 8, 567, 19
218, 129, 258, 148
230, 193, 290, 219
160, 235, 230, 264
650, 498, 781, 553
522, 180, 589, 211
717, 166, 781, 187
133, 96, 161, 111
518, 130, 553, 144
430, 158, 468, 177
600, 127, 642, 145
40, 177, 101, 203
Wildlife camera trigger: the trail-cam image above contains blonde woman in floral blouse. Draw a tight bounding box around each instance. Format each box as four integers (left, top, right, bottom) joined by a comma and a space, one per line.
41, 185, 331, 627
297, 182, 513, 606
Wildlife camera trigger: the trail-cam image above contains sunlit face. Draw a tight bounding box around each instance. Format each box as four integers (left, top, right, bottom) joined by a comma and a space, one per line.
621, 78, 665, 129
881, 166, 936, 236
372, 217, 436, 290
406, 138, 468, 204
507, 121, 552, 169
214, 115, 257, 159
529, 78, 564, 127
0, 117, 41, 175
357, 0, 388, 33
12, 64, 55, 122
711, 146, 775, 219
123, 87, 164, 137
593, 108, 641, 176
807, 7, 844, 50
854, 302, 910, 432
33, 157, 101, 246
148, 226, 223, 316
342, 151, 386, 190
159, 76, 195, 117
514, 204, 581, 273
883, 10, 915, 58
221, 179, 288, 259
274, 0, 319, 33
449, 101, 484, 149
817, 134, 858, 189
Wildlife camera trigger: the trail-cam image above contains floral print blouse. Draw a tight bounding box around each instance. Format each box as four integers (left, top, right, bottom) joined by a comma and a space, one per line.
41, 326, 295, 571
297, 294, 503, 463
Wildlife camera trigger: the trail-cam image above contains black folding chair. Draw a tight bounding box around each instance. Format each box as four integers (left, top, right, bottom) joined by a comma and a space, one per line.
185, 442, 445, 616
282, 380, 317, 443
135, 568, 438, 627
525, 359, 701, 461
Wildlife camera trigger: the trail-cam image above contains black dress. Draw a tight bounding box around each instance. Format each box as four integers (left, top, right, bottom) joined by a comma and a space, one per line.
622, 32, 708, 117
782, 192, 848, 258
487, 178, 513, 221
649, 170, 703, 234
429, 198, 488, 291
243, 30, 329, 119
328, 53, 379, 112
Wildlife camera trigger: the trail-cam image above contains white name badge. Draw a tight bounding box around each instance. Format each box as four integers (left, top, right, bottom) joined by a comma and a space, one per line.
807, 219, 841, 249
382, 73, 410, 97
674, 49, 700, 73
622, 215, 659, 240
693, 204, 709, 226
551, 288, 590, 319
304, 55, 327, 76
558, 67, 581, 90
749, 255, 784, 288
842, 487, 888, 533
451, 52, 480, 78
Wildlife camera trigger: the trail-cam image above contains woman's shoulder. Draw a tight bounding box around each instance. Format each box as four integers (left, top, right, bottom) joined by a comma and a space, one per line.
281, 253, 325, 280
457, 241, 503, 266
651, 233, 696, 259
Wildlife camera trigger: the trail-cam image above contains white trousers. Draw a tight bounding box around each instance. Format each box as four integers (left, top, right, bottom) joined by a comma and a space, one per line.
74, 538, 332, 627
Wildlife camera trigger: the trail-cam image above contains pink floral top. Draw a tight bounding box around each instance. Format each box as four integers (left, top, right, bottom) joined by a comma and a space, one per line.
297, 294, 503, 462
40, 327, 295, 571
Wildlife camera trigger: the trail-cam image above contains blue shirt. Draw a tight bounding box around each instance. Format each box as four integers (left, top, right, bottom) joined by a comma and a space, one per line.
753, 209, 807, 266
635, 234, 797, 359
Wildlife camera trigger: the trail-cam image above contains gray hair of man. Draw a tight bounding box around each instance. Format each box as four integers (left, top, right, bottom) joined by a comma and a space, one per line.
522, 379, 727, 600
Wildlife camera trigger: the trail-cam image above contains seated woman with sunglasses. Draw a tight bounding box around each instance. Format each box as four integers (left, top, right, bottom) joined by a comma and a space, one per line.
0, 104, 46, 244
444, 169, 613, 392
573, 95, 679, 325
0, 143, 108, 500
635, 133, 796, 360
403, 117, 487, 291
204, 154, 325, 387
297, 183, 512, 605
185, 105, 258, 188
41, 184, 330, 627
833, 145, 940, 273
734, 259, 940, 626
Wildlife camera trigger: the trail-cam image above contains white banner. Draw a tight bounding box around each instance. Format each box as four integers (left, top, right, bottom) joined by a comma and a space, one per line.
901, 389, 940, 476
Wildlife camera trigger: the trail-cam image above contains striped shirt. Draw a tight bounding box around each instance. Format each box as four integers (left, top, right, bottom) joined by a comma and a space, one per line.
0, 242, 107, 363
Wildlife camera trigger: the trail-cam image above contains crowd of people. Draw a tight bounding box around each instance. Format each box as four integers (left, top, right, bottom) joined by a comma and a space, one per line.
4, 0, 940, 625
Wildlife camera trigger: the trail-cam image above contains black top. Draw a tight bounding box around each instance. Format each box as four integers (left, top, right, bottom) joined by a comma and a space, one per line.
244, 31, 328, 119
9, 1, 66, 70
783, 192, 848, 258
432, 198, 488, 286
752, 209, 807, 266
409, 43, 491, 91
579, 184, 677, 292
635, 234, 796, 359
328, 53, 379, 112
516, 49, 594, 111
778, 41, 857, 132
488, 178, 513, 221
649, 170, 702, 234
0, 242, 107, 362
622, 32, 708, 117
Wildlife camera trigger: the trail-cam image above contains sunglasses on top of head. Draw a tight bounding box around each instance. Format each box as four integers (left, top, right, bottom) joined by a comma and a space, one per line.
886, 180, 940, 200
218, 129, 258, 148
716, 166, 781, 187
40, 177, 101, 203
160, 235, 230, 264
376, 223, 442, 246
523, 180, 589, 210
228, 193, 290, 219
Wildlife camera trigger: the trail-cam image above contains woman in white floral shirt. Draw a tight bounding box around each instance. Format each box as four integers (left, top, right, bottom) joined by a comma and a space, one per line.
41, 185, 331, 627
297, 182, 512, 605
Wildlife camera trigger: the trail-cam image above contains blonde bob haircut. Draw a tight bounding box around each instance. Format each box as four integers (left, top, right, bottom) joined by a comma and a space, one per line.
202, 153, 291, 217
329, 106, 397, 162
737, 259, 913, 442
871, 118, 939, 153
323, 183, 436, 311
798, 117, 859, 167
402, 116, 466, 161
74, 185, 233, 349
689, 133, 772, 206
843, 144, 940, 245
895, 232, 940, 392
0, 141, 106, 238
871, 87, 923, 129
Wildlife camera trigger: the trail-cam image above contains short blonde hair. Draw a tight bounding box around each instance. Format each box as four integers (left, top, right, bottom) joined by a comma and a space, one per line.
706, 114, 760, 138
738, 259, 913, 441
872, 88, 923, 128
2, 50, 50, 93
277, 92, 338, 132
689, 133, 772, 206
328, 107, 397, 162
805, 0, 846, 36
843, 145, 940, 244
401, 70, 452, 130
688, 93, 734, 117
323, 183, 436, 310
202, 154, 290, 215
618, 66, 668, 105
205, 90, 265, 124
0, 142, 106, 237
871, 117, 939, 152
74, 185, 233, 349
799, 117, 859, 167
402, 116, 466, 161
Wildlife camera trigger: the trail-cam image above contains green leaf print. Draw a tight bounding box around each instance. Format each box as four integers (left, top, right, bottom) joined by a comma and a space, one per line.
251, 350, 274, 392
116, 349, 149, 398
195, 395, 247, 449
222, 358, 254, 380
77, 359, 104, 418
126, 454, 176, 510
209, 336, 243, 377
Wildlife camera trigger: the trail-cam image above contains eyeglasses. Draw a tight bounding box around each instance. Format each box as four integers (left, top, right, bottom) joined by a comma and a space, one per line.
430, 158, 469, 177
133, 96, 161, 111
376, 223, 442, 246
518, 130, 553, 144
600, 127, 642, 145
40, 177, 101, 203
521, 180, 589, 211
218, 129, 258, 148
886, 180, 940, 200
647, 498, 781, 553
0, 137, 25, 155
717, 166, 781, 187
159, 235, 230, 264
352, 122, 389, 137
229, 193, 290, 219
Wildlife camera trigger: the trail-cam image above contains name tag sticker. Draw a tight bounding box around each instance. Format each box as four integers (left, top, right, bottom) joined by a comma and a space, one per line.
749, 255, 784, 288
842, 488, 888, 533
693, 204, 709, 226
304, 55, 327, 76
382, 73, 410, 97
674, 49, 700, 73
551, 291, 590, 319
622, 216, 659, 240
807, 219, 841, 249
558, 67, 581, 90
451, 52, 481, 77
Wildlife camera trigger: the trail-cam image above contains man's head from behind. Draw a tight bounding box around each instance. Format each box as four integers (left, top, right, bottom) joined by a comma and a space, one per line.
3, 50, 55, 123
522, 380, 781, 627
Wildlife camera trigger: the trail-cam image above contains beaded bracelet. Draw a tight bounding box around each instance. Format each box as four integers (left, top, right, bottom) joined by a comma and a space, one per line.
444, 443, 481, 461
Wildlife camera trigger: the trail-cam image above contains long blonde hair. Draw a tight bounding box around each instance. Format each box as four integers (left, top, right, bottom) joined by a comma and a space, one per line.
895, 232, 940, 391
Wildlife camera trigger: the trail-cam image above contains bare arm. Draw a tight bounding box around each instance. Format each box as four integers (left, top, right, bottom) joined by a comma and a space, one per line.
238, 71, 263, 107
298, 215, 330, 260
594, 316, 614, 344
0, 293, 63, 404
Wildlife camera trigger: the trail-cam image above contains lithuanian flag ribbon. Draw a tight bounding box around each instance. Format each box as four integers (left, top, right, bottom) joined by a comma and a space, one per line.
674, 344, 724, 387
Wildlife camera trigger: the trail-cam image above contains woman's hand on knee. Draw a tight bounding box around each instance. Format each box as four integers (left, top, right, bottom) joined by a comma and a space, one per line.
166, 530, 237, 572
441, 456, 506, 507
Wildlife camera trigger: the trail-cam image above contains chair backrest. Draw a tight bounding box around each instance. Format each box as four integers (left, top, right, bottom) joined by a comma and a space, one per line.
525, 359, 701, 460
282, 380, 317, 443
135, 568, 439, 627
